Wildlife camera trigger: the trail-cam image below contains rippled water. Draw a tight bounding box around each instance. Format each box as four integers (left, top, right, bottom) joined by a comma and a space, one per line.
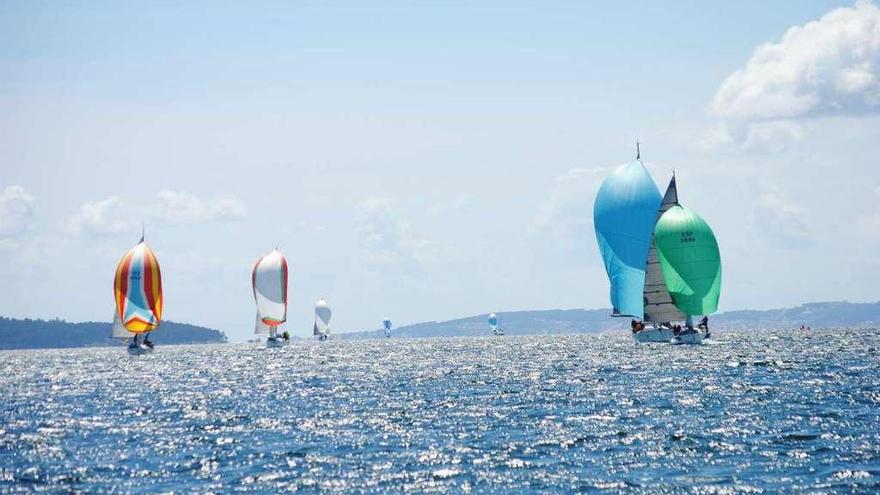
2, 329, 880, 493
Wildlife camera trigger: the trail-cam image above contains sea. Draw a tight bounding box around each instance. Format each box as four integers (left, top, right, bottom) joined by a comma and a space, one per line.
1, 329, 879, 494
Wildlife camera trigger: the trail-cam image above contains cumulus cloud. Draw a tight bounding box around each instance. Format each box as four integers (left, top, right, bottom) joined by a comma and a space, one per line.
66, 196, 135, 236
156, 190, 246, 225
533, 167, 605, 229
711, 1, 880, 121
427, 194, 469, 216
356, 197, 429, 268
0, 185, 36, 238
753, 187, 812, 247
67, 191, 246, 236
531, 167, 607, 253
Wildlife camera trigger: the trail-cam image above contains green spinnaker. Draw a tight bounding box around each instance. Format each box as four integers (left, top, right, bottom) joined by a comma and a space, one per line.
654, 204, 721, 316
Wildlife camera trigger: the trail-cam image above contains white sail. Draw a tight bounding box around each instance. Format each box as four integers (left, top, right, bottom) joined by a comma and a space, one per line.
643, 175, 686, 323
314, 298, 332, 336
254, 312, 270, 334
111, 311, 135, 339
252, 249, 288, 327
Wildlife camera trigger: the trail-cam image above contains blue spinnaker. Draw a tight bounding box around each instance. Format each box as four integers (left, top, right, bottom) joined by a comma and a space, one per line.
593, 160, 661, 318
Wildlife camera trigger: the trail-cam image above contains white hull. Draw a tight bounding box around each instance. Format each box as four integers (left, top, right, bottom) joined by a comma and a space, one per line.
632, 326, 674, 343
672, 331, 704, 345
127, 344, 154, 355
493, 329, 505, 336
265, 338, 288, 348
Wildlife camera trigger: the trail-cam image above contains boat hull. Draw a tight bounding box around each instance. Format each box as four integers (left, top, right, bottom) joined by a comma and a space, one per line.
266, 338, 288, 348
672, 331, 704, 345
633, 326, 674, 343
127, 344, 154, 355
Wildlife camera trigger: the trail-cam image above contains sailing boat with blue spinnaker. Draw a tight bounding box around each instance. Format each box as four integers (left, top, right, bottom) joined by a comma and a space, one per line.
593, 145, 721, 344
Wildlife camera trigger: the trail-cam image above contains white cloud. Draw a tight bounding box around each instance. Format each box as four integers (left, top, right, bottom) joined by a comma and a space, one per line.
356, 197, 429, 268
711, 1, 880, 121
0, 185, 36, 238
740, 121, 804, 153
67, 195, 135, 236
531, 167, 607, 253
754, 187, 812, 247
427, 194, 469, 216
156, 190, 246, 225
533, 167, 605, 230
700, 120, 804, 153
67, 191, 247, 236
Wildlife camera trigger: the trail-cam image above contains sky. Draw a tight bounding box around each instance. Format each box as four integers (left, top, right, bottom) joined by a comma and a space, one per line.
1, 0, 879, 341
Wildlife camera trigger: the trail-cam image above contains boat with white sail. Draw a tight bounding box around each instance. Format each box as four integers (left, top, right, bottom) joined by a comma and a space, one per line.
252, 248, 289, 348
314, 298, 332, 341
383, 318, 392, 338
112, 232, 162, 354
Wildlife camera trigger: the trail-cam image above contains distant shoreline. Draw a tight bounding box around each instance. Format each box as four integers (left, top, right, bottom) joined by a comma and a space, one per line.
0, 317, 227, 350
340, 301, 880, 339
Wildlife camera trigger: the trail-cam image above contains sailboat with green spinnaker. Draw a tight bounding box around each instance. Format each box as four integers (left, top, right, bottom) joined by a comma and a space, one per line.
593, 146, 721, 344
653, 186, 721, 344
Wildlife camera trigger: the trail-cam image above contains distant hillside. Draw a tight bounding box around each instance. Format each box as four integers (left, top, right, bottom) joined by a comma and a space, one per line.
0, 317, 228, 350
340, 308, 617, 340
341, 301, 880, 339
713, 301, 880, 329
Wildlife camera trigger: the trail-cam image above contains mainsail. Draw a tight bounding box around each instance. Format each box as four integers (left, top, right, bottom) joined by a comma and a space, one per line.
643, 176, 686, 323
254, 313, 271, 334
111, 312, 134, 339
252, 249, 288, 328
654, 204, 722, 316
383, 318, 392, 337
593, 159, 662, 318
314, 298, 332, 337
113, 239, 163, 333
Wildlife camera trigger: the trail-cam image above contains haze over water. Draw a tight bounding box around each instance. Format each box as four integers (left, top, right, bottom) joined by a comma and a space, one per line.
2, 329, 879, 493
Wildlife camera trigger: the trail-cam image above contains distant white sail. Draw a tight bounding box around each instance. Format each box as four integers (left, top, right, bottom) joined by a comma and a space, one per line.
111, 311, 135, 339
252, 249, 288, 327
643, 176, 686, 323
314, 298, 332, 337
254, 312, 271, 334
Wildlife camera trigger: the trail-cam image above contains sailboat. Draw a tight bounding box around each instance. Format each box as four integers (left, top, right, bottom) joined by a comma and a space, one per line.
112, 232, 163, 355
594, 145, 721, 344
383, 318, 392, 338
488, 313, 504, 336
313, 298, 332, 341
253, 248, 289, 348
653, 192, 722, 344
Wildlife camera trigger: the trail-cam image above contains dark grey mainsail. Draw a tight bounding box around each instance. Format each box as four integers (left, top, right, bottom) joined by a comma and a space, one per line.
643, 175, 686, 323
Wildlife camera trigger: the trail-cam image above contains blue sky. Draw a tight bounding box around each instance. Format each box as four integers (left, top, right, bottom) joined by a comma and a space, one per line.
1, 1, 878, 341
